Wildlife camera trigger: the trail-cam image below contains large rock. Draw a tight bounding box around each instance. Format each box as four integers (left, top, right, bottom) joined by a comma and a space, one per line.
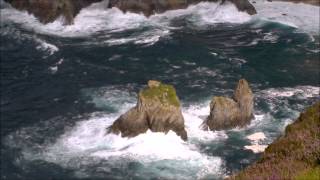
108, 80, 188, 141
204, 79, 254, 130
4, 0, 102, 24
5, 0, 257, 25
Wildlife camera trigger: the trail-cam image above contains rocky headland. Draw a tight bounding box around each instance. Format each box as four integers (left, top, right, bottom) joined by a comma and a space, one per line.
3, 0, 102, 24
4, 0, 257, 25
229, 102, 320, 180
107, 80, 188, 141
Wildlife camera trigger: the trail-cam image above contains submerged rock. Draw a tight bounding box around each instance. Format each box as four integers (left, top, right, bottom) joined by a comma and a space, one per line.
4, 0, 257, 25
108, 80, 188, 141
204, 79, 254, 130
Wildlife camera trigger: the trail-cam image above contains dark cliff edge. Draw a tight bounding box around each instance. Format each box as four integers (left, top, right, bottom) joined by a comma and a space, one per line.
3, 0, 102, 24
228, 102, 320, 180
4, 0, 257, 25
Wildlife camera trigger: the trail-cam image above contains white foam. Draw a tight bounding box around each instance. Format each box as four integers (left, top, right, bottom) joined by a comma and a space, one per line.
244, 144, 267, 153
245, 132, 267, 153
150, 2, 251, 25
36, 114, 224, 178
183, 103, 228, 142
252, 0, 320, 35
48, 66, 58, 74
260, 86, 320, 98
35, 38, 59, 55
246, 132, 266, 142
104, 29, 170, 46
0, 1, 252, 46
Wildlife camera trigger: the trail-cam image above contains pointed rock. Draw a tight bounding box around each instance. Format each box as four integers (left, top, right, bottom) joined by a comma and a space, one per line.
234, 79, 254, 121
204, 79, 254, 130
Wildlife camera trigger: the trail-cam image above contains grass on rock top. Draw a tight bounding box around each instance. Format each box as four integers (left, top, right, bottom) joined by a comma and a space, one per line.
139, 83, 180, 107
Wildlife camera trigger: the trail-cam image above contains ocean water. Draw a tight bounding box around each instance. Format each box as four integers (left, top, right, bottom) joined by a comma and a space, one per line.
1, 0, 319, 179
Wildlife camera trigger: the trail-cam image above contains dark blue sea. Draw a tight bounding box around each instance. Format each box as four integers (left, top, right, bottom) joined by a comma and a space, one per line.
1, 1, 319, 179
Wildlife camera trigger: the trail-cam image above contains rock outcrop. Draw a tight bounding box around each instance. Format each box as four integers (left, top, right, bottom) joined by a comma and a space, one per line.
108, 0, 257, 17
204, 79, 254, 130
4, 0, 102, 24
108, 80, 188, 141
4, 0, 257, 25
229, 102, 320, 180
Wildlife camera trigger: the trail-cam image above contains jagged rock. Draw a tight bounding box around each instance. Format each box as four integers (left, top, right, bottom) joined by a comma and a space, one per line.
108, 80, 188, 141
5, 0, 257, 25
205, 96, 241, 130
4, 0, 102, 24
226, 0, 257, 15
204, 79, 254, 130
234, 79, 254, 122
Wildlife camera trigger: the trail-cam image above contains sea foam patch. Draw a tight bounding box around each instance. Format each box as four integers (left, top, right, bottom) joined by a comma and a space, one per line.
37, 114, 225, 179
245, 132, 267, 153
252, 0, 320, 35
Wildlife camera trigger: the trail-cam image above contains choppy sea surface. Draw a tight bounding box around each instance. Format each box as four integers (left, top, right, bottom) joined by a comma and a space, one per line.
1, 0, 319, 179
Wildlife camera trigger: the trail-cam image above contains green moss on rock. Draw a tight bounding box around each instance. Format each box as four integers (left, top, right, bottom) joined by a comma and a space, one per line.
139, 82, 180, 107
108, 80, 187, 141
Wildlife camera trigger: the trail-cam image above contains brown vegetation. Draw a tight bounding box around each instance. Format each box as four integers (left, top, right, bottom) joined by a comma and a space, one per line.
229, 102, 320, 180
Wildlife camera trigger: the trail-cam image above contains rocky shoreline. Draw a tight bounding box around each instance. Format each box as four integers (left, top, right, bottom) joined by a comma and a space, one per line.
4, 0, 319, 25
4, 0, 257, 25
229, 102, 320, 180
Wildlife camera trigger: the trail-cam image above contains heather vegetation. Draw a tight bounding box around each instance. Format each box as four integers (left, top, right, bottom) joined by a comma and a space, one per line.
230, 102, 320, 180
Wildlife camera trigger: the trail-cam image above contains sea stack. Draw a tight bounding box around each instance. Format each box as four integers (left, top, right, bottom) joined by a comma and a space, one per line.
204, 79, 254, 130
108, 80, 188, 141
